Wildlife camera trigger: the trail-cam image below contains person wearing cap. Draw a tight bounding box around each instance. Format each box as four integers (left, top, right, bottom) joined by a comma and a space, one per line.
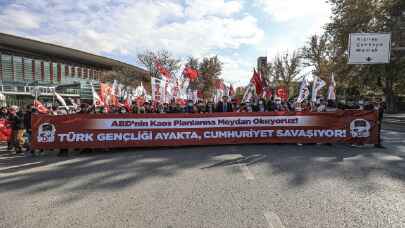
217, 96, 233, 112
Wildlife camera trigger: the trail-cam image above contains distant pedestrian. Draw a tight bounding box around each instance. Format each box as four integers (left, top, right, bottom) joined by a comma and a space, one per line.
374, 99, 385, 148
9, 106, 24, 153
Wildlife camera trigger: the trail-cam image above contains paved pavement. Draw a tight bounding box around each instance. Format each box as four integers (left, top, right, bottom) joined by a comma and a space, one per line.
0, 128, 404, 228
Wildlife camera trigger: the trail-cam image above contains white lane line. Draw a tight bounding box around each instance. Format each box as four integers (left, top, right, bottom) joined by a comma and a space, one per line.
381, 140, 405, 143
0, 161, 42, 172
239, 164, 255, 180
264, 211, 285, 228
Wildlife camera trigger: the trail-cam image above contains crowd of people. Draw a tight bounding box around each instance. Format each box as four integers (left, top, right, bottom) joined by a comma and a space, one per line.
55, 96, 383, 115
0, 95, 385, 156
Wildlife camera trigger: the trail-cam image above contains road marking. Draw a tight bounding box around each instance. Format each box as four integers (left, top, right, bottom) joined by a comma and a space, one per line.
381, 140, 405, 143
239, 164, 255, 180
0, 161, 42, 172
385, 119, 402, 123
264, 211, 285, 228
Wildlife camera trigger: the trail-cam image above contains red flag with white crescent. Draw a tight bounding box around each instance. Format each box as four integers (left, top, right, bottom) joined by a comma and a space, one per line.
33, 100, 49, 114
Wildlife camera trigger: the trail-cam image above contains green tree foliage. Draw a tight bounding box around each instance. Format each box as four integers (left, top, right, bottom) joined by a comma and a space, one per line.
272, 51, 301, 97
185, 56, 223, 99
301, 34, 334, 81
325, 0, 405, 112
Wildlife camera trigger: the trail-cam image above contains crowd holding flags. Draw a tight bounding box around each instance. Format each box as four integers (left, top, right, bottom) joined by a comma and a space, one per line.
240, 65, 338, 107
28, 56, 339, 114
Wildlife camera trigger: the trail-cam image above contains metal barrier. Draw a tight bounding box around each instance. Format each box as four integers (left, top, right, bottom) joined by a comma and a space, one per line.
0, 84, 80, 97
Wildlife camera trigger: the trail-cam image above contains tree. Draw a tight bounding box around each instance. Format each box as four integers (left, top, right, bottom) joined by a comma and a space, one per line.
185, 57, 199, 69
235, 86, 246, 101
197, 56, 223, 99
272, 51, 301, 97
325, 0, 405, 112
301, 34, 333, 80
137, 49, 181, 79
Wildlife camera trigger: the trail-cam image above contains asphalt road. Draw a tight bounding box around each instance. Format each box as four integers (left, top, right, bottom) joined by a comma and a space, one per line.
0, 128, 404, 228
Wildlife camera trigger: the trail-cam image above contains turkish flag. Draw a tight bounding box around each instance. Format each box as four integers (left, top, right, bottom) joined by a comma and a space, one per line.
123, 97, 132, 112
251, 69, 263, 95
155, 62, 171, 79
183, 67, 199, 81
263, 87, 272, 99
33, 100, 49, 114
229, 84, 235, 97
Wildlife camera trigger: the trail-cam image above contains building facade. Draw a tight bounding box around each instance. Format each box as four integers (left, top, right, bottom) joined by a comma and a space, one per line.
0, 33, 147, 107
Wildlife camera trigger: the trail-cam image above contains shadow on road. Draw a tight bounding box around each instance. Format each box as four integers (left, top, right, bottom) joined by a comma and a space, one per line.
0, 140, 404, 204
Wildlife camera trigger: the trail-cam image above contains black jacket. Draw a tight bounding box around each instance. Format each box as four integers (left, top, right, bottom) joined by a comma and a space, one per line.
216, 102, 233, 112
24, 111, 32, 130
10, 113, 24, 130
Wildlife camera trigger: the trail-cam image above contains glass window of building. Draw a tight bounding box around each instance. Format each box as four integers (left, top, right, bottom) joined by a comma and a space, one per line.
23, 57, 33, 82
34, 60, 41, 81
52, 62, 58, 83
1, 54, 13, 81
14, 56, 24, 82
43, 61, 51, 83
71, 66, 75, 77
61, 64, 67, 82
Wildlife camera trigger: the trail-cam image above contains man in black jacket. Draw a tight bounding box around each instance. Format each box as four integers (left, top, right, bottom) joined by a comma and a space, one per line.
216, 96, 233, 112
9, 106, 24, 153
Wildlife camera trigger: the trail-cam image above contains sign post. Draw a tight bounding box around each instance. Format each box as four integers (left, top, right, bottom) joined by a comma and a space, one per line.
348, 33, 391, 64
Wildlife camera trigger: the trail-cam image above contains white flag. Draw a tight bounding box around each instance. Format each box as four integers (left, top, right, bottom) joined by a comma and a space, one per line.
69, 98, 78, 109
54, 90, 67, 108
242, 84, 254, 103
297, 77, 310, 103
111, 80, 118, 96
91, 84, 104, 106
327, 74, 336, 101
311, 76, 326, 102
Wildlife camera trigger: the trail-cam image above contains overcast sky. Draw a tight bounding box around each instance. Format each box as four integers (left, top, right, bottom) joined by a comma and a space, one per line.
0, 0, 331, 85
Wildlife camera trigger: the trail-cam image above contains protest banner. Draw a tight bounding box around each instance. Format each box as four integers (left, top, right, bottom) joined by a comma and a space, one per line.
31, 111, 378, 149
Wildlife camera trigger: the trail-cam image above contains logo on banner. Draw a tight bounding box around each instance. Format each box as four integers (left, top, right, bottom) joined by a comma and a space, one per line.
276, 87, 289, 101
350, 119, 371, 138
37, 123, 56, 143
